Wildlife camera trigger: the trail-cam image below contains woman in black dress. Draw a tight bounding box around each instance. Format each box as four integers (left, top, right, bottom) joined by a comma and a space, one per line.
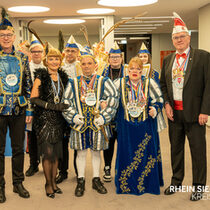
30, 48, 69, 198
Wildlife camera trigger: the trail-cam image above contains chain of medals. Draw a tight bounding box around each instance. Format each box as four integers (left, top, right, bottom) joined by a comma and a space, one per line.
172, 49, 190, 89
80, 74, 97, 106
50, 72, 61, 104
127, 79, 147, 118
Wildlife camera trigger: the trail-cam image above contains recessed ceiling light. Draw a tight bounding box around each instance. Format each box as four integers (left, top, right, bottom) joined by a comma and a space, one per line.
8, 6, 50, 13
115, 27, 156, 30
98, 0, 158, 7
77, 8, 115, 15
44, 19, 85, 24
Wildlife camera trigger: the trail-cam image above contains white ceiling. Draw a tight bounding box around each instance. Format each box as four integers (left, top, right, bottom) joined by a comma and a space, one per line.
0, 0, 209, 37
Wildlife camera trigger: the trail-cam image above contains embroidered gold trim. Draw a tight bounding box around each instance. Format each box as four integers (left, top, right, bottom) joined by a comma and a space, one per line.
118, 133, 152, 193
137, 155, 156, 193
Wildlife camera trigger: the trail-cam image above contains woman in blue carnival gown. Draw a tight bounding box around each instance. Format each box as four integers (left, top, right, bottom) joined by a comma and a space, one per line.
114, 57, 164, 195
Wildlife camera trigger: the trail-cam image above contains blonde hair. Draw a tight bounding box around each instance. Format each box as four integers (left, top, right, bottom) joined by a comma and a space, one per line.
43, 48, 63, 67
128, 57, 143, 69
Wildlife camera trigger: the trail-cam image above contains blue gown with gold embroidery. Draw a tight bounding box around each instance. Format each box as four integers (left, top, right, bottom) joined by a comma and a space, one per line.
114, 76, 164, 195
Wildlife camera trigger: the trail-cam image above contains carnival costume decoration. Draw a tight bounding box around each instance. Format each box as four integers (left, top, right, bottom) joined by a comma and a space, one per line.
114, 73, 164, 195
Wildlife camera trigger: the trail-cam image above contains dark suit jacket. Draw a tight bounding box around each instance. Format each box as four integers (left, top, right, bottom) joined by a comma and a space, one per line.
160, 47, 210, 123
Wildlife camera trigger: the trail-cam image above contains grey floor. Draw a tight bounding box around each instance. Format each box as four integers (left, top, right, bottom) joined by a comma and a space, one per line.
1, 125, 210, 210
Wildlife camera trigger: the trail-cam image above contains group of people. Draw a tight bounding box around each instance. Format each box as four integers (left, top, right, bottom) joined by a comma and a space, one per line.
0, 9, 209, 205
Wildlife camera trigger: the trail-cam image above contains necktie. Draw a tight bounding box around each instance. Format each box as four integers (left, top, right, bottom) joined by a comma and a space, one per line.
176, 53, 187, 60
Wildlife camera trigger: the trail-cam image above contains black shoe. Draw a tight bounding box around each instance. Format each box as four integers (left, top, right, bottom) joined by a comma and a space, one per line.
75, 178, 85, 197
92, 177, 107, 194
54, 187, 63, 194
45, 184, 55, 199
25, 165, 39, 177
164, 185, 179, 195
103, 166, 112, 182
190, 186, 203, 201
0, 186, 6, 203
13, 183, 30, 198
56, 173, 67, 184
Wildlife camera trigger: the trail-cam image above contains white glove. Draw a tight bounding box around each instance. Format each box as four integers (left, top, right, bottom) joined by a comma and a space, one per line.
94, 115, 105, 126
73, 114, 84, 125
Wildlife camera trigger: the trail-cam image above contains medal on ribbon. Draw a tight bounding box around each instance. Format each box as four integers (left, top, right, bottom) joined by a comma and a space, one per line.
127, 102, 141, 118
81, 74, 97, 106
50, 72, 60, 104
127, 80, 146, 118
173, 49, 190, 89
6, 74, 18, 86
85, 89, 96, 106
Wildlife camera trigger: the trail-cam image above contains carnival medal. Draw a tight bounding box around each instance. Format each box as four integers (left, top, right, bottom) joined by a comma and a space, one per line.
173, 68, 184, 89
50, 72, 60, 104
54, 96, 60, 104
127, 102, 141, 118
85, 89, 96, 106
6, 74, 18, 86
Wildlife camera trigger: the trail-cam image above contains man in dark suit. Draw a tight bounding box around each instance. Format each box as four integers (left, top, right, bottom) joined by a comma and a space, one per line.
160, 12, 210, 201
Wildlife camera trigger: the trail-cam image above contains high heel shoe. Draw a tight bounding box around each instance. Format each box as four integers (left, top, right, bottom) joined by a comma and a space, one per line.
53, 187, 63, 194
45, 184, 55, 199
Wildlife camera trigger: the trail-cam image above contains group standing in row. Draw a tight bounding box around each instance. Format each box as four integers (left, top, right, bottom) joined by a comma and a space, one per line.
0, 9, 209, 204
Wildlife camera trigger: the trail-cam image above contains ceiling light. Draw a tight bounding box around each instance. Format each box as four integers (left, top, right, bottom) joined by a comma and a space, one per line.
119, 24, 162, 27
44, 19, 85, 24
129, 37, 150, 40
77, 8, 115, 15
120, 40, 127, 44
8, 6, 50, 13
115, 27, 156, 30
98, 0, 158, 7
114, 37, 127, 40
122, 16, 172, 19
115, 32, 148, 34
127, 20, 170, 23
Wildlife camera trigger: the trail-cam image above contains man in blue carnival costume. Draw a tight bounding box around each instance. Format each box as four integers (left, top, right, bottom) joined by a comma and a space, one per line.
56, 35, 81, 184
25, 34, 45, 177
0, 8, 33, 203
101, 42, 128, 182
62, 50, 118, 197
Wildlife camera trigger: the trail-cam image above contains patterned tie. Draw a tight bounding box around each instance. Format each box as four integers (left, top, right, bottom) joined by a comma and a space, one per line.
176, 53, 187, 60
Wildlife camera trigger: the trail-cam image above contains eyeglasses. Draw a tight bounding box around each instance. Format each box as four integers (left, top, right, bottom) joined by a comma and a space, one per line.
172, 35, 187, 41
31, 51, 43, 54
0, 33, 14, 39
109, 56, 121, 59
65, 49, 78, 54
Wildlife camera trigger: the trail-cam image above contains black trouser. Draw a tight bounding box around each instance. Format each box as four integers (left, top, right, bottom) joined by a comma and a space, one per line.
28, 129, 39, 167
103, 129, 117, 168
0, 114, 26, 187
168, 110, 207, 186
58, 135, 78, 176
